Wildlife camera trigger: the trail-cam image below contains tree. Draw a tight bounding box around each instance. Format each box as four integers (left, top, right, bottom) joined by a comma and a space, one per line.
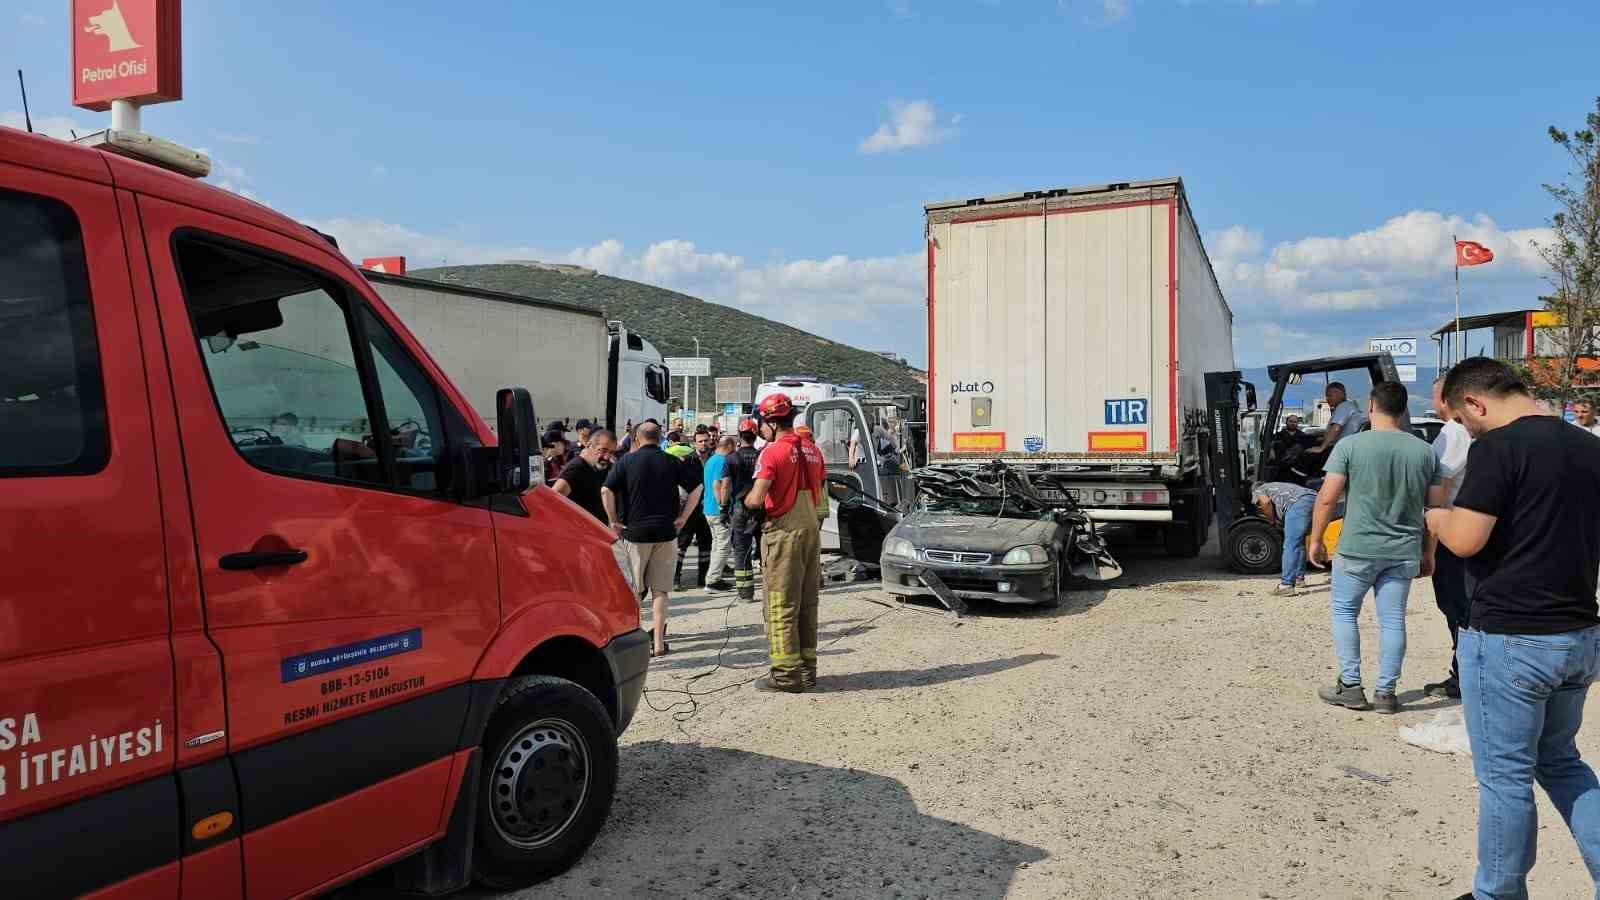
1535, 97, 1600, 403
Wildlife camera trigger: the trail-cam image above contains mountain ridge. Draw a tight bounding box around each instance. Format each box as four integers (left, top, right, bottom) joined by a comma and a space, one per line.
410, 264, 925, 406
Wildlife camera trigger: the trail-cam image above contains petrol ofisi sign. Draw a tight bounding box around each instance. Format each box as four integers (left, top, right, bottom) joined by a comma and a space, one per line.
72, 0, 183, 111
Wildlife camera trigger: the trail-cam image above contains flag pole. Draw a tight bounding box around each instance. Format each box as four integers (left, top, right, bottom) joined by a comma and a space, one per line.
1453, 233, 1462, 366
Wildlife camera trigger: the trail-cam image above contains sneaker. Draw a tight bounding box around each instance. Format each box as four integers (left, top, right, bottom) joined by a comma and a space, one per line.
1372, 690, 1400, 714
704, 581, 731, 594
1318, 681, 1371, 710
1271, 583, 1299, 597
1424, 675, 1461, 699
753, 675, 804, 694
1294, 576, 1307, 589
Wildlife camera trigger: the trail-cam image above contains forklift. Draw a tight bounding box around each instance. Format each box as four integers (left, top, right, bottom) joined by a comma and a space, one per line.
1204, 353, 1411, 573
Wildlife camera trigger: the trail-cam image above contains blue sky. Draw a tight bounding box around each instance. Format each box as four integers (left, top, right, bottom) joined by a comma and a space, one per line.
6, 1, 1597, 368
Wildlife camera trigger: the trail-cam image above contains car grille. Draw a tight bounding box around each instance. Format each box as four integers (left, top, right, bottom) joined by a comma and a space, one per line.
940, 576, 999, 592
922, 549, 992, 565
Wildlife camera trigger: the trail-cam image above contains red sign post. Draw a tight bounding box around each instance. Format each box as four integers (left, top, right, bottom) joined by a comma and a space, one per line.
71, 0, 182, 111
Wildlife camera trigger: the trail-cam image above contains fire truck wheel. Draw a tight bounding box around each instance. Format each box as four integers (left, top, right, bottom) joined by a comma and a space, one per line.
473, 675, 619, 889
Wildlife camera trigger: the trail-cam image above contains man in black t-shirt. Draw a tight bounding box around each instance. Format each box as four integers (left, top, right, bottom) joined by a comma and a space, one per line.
1426, 358, 1600, 900
602, 422, 702, 656
552, 429, 616, 524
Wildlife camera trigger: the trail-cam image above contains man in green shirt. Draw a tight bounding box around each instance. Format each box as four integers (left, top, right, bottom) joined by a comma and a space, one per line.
1308, 381, 1446, 714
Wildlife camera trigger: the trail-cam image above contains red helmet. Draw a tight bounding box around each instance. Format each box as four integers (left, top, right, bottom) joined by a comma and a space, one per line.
738, 417, 760, 435
756, 393, 794, 421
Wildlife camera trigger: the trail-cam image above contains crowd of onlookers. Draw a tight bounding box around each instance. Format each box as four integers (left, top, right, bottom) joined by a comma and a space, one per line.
1254, 363, 1600, 899
537, 403, 828, 693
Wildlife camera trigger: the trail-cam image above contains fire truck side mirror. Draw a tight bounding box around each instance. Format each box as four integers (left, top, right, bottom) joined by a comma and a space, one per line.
495, 386, 540, 493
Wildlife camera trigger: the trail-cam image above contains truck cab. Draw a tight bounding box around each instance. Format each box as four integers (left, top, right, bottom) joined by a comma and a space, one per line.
0, 126, 648, 898
608, 322, 670, 434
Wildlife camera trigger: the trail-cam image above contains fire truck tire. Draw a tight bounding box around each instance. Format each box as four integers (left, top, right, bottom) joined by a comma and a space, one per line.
472, 675, 619, 889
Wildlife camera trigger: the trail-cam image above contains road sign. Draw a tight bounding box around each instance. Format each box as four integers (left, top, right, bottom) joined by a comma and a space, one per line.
1368, 337, 1419, 357
714, 376, 751, 404
1396, 364, 1418, 383
665, 357, 710, 377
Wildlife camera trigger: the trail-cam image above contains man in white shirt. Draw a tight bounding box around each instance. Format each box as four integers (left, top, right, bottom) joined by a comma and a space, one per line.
1575, 400, 1600, 437
1425, 375, 1473, 699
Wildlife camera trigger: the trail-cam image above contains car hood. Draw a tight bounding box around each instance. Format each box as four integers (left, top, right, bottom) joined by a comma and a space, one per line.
891, 511, 1056, 554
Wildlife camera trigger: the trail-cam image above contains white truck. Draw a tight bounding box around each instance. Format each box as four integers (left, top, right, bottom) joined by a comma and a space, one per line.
922, 177, 1235, 556
364, 271, 669, 433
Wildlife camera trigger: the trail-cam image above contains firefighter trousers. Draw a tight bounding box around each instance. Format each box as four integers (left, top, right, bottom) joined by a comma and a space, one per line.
760, 490, 822, 690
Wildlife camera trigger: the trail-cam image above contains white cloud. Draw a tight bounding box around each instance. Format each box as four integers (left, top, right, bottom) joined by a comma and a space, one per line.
2, 110, 96, 141
887, 0, 915, 18
369, 164, 387, 181
1212, 210, 1553, 312
1211, 209, 1557, 365
1210, 224, 1262, 260
859, 100, 955, 154
19, 12, 48, 26
300, 217, 544, 269
301, 218, 928, 362
566, 239, 625, 272
1100, 0, 1131, 20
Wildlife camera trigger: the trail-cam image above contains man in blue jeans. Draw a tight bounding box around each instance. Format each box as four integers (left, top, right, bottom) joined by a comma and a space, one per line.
1252, 481, 1316, 596
1308, 380, 1445, 714
1426, 358, 1600, 900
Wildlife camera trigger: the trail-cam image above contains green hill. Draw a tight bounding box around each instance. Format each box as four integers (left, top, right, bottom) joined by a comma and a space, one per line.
411, 264, 925, 407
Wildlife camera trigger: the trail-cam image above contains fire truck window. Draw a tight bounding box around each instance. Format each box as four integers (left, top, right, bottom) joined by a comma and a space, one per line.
359, 306, 459, 494
0, 188, 108, 476
175, 238, 385, 486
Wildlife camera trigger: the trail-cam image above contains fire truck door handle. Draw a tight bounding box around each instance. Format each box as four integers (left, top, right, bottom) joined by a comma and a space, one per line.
219, 549, 309, 571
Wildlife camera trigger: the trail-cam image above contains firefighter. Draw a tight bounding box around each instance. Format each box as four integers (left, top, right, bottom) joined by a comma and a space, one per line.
744, 394, 826, 693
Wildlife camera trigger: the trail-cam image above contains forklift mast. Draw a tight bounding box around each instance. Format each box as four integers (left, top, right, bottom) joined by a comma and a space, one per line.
1203, 370, 1251, 536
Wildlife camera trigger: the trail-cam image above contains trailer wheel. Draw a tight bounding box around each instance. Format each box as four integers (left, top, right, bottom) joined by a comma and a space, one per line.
472, 675, 618, 890
1224, 519, 1282, 575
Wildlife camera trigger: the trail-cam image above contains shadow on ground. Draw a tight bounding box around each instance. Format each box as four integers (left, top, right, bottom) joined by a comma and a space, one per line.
821, 652, 1058, 693
478, 741, 1050, 899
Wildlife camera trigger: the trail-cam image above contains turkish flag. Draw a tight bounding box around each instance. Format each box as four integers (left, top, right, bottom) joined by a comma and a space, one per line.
1456, 240, 1494, 267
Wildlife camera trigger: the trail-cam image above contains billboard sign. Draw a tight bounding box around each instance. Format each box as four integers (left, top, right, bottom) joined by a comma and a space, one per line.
72, 0, 183, 111
714, 377, 752, 405
1367, 336, 1418, 357
1396, 364, 1418, 383
664, 357, 711, 377
361, 257, 407, 275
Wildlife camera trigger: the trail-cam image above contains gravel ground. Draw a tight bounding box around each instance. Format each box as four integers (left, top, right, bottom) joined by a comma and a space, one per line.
479, 542, 1598, 900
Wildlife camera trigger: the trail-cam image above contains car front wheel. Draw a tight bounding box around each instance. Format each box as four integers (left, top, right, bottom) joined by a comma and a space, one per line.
472, 675, 619, 890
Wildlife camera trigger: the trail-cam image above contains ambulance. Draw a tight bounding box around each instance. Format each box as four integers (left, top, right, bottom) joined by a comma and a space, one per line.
0, 125, 648, 898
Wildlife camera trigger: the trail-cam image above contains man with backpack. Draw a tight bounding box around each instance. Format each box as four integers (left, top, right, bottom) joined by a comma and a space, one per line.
722, 418, 765, 603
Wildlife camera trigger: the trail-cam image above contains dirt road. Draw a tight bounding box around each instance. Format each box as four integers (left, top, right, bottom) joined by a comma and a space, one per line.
489, 544, 1597, 899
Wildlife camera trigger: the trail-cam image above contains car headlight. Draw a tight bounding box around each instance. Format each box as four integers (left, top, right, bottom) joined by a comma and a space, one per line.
1001, 544, 1049, 565
611, 540, 638, 592
883, 537, 917, 559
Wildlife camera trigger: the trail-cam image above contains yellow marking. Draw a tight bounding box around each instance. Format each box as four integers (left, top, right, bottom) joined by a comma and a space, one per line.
192, 811, 235, 841
1087, 431, 1148, 452
952, 432, 1006, 451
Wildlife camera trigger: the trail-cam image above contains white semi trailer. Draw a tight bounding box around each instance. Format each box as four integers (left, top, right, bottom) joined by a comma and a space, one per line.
364, 271, 668, 434
923, 177, 1235, 556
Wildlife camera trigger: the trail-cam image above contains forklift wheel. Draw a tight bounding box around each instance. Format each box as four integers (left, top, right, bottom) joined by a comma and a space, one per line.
1224, 519, 1282, 575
